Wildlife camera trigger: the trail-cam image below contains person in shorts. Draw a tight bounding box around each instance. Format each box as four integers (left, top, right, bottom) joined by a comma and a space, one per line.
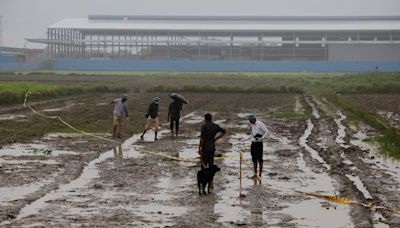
248, 114, 269, 179
111, 95, 129, 138
141, 97, 160, 141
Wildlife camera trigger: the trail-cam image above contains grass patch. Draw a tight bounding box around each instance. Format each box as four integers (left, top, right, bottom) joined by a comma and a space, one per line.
333, 95, 400, 158
0, 82, 127, 105
147, 84, 303, 94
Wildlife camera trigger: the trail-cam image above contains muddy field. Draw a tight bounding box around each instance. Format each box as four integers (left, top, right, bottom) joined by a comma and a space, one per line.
0, 74, 400, 227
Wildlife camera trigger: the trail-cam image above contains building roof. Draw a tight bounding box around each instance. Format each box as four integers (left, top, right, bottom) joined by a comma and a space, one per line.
48, 15, 400, 32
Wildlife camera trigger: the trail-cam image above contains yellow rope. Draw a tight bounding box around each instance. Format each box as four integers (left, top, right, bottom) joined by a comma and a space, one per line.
136, 147, 239, 162
23, 92, 119, 144
23, 92, 400, 216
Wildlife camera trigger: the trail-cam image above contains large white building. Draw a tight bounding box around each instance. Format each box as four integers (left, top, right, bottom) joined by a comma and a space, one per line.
28, 15, 400, 61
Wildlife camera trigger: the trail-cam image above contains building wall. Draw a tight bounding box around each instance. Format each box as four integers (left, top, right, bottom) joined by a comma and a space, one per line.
328, 44, 400, 61
50, 59, 400, 72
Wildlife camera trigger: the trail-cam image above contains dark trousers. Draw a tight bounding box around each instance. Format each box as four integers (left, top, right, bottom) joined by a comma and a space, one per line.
251, 142, 263, 164
170, 116, 180, 132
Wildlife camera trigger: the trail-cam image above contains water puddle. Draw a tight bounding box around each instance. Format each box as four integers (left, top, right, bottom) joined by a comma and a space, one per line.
0, 114, 26, 121
305, 96, 320, 119
237, 113, 253, 119
0, 173, 57, 206
42, 108, 63, 112
149, 175, 192, 201
299, 119, 330, 170
178, 146, 199, 160
181, 112, 203, 124
334, 110, 349, 148
345, 175, 372, 200
134, 204, 187, 227
377, 111, 400, 129
351, 128, 400, 183
334, 110, 357, 170
282, 199, 353, 228
0, 143, 80, 157
2, 135, 142, 224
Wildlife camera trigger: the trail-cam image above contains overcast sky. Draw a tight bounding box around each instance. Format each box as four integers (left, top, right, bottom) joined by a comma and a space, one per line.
1, 0, 400, 48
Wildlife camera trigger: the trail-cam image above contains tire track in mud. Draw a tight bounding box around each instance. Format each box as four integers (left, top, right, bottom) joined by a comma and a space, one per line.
310, 96, 400, 227
305, 96, 376, 227
332, 109, 400, 227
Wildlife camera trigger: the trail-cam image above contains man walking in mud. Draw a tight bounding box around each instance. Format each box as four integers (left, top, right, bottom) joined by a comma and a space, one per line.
111, 94, 129, 138
141, 97, 160, 141
168, 98, 182, 137
248, 114, 269, 179
199, 113, 226, 169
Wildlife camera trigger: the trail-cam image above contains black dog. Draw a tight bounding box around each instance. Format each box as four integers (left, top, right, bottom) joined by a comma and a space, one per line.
197, 165, 221, 195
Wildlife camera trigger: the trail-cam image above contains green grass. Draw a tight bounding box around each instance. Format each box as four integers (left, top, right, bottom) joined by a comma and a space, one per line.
147, 84, 303, 94
333, 95, 400, 158
0, 82, 127, 105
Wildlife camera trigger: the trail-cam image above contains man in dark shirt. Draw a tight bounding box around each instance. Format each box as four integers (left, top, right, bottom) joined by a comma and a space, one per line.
198, 113, 226, 169
141, 97, 160, 141
168, 99, 182, 137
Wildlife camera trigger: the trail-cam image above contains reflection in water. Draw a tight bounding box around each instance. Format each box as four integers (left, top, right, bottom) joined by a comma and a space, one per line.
113, 144, 123, 160
251, 208, 263, 226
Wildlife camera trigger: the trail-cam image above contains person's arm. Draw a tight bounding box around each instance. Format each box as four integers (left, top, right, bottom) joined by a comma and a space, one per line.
167, 104, 171, 121
199, 126, 205, 155
124, 106, 129, 119
146, 104, 151, 118
260, 123, 270, 140
214, 127, 226, 142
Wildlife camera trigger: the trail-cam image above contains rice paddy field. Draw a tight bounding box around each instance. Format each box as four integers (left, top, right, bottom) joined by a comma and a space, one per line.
0, 71, 399, 227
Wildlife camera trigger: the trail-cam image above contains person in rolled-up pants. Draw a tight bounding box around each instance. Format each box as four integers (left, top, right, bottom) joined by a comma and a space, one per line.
111, 94, 129, 138
141, 97, 160, 141
248, 114, 269, 179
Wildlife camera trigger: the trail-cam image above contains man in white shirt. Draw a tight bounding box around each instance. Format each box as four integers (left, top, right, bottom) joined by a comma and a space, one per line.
248, 114, 269, 179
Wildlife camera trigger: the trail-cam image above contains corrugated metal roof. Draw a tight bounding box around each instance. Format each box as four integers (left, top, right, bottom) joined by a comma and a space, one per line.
48, 16, 400, 31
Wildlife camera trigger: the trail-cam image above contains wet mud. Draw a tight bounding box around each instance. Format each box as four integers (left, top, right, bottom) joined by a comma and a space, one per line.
0, 93, 399, 227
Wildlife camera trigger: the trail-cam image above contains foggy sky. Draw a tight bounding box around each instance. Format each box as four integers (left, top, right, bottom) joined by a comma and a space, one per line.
1, 0, 400, 48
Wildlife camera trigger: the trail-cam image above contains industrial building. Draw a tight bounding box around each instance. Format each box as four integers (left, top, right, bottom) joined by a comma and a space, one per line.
27, 15, 400, 61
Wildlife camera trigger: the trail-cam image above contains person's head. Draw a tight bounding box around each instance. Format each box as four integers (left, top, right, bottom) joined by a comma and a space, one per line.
248, 114, 257, 124
204, 113, 212, 122
153, 97, 160, 104
121, 94, 128, 102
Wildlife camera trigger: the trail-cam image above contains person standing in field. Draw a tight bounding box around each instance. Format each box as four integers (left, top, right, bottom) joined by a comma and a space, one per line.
168, 98, 182, 137
141, 97, 160, 141
111, 94, 129, 138
248, 114, 269, 179
199, 113, 226, 169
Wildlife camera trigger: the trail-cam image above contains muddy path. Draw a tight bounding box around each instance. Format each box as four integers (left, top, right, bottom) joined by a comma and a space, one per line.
1, 93, 399, 227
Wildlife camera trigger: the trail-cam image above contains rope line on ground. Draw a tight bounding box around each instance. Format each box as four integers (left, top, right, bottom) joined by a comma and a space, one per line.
22, 92, 399, 216
135, 147, 239, 162
238, 152, 400, 216
23, 92, 119, 144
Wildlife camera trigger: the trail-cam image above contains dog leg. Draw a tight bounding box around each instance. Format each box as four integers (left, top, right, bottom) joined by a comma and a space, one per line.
203, 183, 207, 195
198, 182, 202, 195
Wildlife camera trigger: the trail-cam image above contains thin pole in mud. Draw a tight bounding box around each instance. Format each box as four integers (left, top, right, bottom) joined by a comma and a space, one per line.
239, 152, 246, 199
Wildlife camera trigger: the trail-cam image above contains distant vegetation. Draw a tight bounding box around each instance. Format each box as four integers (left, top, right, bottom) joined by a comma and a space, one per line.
148, 84, 303, 94
0, 82, 127, 105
